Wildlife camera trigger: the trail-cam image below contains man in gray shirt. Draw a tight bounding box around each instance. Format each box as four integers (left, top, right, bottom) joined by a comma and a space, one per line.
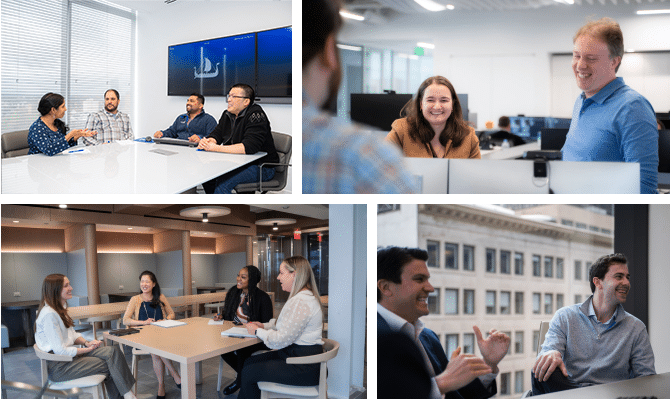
532, 253, 655, 395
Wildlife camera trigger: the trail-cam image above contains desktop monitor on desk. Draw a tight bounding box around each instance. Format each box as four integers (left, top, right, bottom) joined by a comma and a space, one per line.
509, 117, 571, 141
540, 128, 569, 150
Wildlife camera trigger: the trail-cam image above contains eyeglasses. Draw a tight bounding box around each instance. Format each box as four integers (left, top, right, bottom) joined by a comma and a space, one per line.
227, 95, 249, 101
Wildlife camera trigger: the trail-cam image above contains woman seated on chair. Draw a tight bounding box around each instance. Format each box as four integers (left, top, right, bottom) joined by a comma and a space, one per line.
28, 93, 97, 156
35, 274, 137, 399
238, 256, 324, 399
122, 271, 181, 399
212, 265, 273, 395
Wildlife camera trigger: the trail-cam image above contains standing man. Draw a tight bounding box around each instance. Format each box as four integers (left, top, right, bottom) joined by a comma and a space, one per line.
377, 246, 510, 399
532, 253, 655, 395
82, 89, 133, 145
197, 83, 278, 194
154, 93, 216, 142
561, 18, 658, 193
302, 0, 417, 193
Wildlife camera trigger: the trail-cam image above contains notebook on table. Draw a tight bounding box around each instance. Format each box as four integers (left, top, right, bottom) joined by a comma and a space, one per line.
151, 320, 187, 328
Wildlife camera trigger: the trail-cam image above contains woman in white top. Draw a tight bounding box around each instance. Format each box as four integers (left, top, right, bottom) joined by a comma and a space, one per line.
238, 256, 324, 399
35, 274, 137, 399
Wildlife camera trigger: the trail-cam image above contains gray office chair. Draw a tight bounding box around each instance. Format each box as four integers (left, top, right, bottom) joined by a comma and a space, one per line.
1, 130, 30, 158
234, 131, 292, 193
521, 321, 551, 398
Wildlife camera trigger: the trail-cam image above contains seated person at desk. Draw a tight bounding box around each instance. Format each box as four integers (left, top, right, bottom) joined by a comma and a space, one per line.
212, 265, 273, 395
386, 76, 480, 159
240, 256, 324, 399
153, 93, 217, 143
198, 83, 279, 194
486, 116, 526, 147
560, 18, 658, 194
532, 253, 655, 396
82, 89, 134, 145
28, 92, 97, 156
123, 271, 181, 398
35, 274, 137, 399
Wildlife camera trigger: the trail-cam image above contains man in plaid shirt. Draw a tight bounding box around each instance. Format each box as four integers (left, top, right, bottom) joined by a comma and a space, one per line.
82, 89, 133, 145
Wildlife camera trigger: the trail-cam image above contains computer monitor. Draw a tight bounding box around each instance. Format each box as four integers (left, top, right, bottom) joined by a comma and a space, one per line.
659, 129, 670, 173
658, 118, 670, 129
540, 128, 569, 150
509, 117, 571, 141
350, 94, 412, 131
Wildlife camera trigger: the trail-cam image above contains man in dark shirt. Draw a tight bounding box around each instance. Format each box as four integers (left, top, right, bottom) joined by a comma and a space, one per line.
198, 84, 279, 194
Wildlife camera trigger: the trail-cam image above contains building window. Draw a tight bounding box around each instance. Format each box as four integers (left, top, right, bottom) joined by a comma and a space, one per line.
533, 255, 541, 276
463, 333, 475, 354
556, 258, 564, 279
575, 294, 582, 304
445, 334, 459, 357
575, 260, 582, 280
500, 372, 511, 395
589, 225, 600, 232
377, 204, 400, 213
445, 289, 458, 315
464, 289, 475, 315
557, 293, 564, 310
514, 252, 524, 275
500, 291, 511, 314
486, 248, 496, 273
545, 293, 553, 314
444, 243, 458, 270
515, 292, 524, 314
428, 290, 440, 314
426, 240, 439, 268
561, 219, 574, 226
533, 330, 540, 353
533, 293, 541, 314
602, 228, 612, 235
463, 245, 475, 271
586, 262, 592, 277
500, 250, 511, 274
503, 332, 512, 355
486, 291, 496, 314
544, 256, 553, 278
515, 331, 524, 354
515, 370, 524, 393
576, 222, 587, 229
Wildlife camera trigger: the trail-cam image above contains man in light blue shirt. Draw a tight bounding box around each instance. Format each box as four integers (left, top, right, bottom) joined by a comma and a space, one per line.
561, 18, 658, 194
531, 253, 655, 395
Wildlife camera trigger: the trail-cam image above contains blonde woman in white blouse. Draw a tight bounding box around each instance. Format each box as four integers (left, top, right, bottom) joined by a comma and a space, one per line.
35, 274, 138, 399
239, 256, 324, 399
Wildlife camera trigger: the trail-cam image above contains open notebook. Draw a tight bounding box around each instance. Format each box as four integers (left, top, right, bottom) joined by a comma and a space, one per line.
151, 320, 187, 328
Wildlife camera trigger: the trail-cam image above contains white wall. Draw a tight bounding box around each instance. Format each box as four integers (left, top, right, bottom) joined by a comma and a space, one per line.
649, 205, 670, 373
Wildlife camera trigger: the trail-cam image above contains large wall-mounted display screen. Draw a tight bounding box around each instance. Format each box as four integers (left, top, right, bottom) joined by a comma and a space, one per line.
256, 26, 292, 98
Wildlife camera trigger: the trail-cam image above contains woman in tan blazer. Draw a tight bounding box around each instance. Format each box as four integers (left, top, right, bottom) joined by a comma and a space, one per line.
386, 76, 480, 159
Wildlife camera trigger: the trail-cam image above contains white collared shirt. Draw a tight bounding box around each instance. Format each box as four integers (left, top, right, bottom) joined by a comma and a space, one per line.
35, 304, 82, 357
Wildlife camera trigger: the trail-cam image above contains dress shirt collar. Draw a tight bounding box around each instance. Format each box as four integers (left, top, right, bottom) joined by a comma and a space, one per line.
377, 303, 425, 340
586, 295, 620, 326
581, 76, 625, 105
102, 109, 120, 117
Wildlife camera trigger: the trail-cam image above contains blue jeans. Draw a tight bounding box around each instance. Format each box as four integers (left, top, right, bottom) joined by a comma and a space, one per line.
203, 164, 275, 194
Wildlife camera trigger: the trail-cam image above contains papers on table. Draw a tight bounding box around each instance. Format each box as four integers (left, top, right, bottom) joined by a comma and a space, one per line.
208, 319, 224, 325
63, 148, 91, 155
221, 326, 255, 338
151, 320, 186, 328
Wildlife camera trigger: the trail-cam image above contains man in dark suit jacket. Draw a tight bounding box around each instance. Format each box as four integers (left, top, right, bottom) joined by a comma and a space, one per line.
378, 246, 511, 399
378, 331, 432, 398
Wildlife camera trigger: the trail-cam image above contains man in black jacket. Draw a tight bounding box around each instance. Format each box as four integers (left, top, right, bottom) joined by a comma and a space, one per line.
198, 83, 279, 193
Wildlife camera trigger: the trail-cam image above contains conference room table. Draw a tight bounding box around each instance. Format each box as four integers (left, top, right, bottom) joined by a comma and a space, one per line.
539, 371, 670, 398
1, 140, 265, 194
103, 318, 260, 399
0, 300, 40, 347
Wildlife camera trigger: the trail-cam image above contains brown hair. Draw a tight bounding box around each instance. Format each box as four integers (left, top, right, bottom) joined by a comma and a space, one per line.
38, 274, 74, 328
303, 0, 342, 67
573, 17, 624, 72
401, 76, 470, 151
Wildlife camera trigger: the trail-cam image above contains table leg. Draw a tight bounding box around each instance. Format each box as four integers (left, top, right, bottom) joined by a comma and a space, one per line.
180, 362, 196, 399
22, 309, 35, 347
195, 361, 202, 384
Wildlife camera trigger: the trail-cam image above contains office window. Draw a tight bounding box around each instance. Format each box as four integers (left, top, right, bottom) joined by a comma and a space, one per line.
486, 248, 496, 273
464, 289, 475, 314
514, 252, 524, 275
444, 242, 458, 270
515, 292, 524, 314
545, 293, 553, 314
544, 256, 553, 278
486, 291, 496, 314
575, 294, 582, 304
463, 245, 475, 271
500, 291, 511, 314
445, 334, 459, 357
533, 293, 541, 314
533, 255, 541, 276
557, 293, 564, 310
501, 372, 510, 395
428, 290, 440, 314
576, 222, 587, 230
515, 331, 524, 354
533, 330, 540, 353
575, 260, 582, 280
463, 333, 475, 354
1, 0, 136, 133
556, 258, 564, 279
500, 250, 511, 274
515, 370, 524, 393
445, 289, 458, 315
426, 240, 439, 268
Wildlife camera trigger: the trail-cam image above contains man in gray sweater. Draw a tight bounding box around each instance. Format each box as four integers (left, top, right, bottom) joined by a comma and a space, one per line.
531, 253, 655, 395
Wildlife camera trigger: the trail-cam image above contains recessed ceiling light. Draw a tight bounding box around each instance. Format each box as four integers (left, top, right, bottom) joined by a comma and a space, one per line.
414, 0, 446, 12
339, 10, 365, 21
13, 220, 19, 223
127, 227, 133, 230
446, 4, 455, 10
417, 42, 435, 49
59, 204, 67, 209
337, 44, 363, 52
637, 9, 670, 14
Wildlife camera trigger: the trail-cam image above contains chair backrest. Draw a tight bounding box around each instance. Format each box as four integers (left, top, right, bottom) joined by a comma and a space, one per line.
271, 131, 292, 174
285, 338, 339, 398
1, 130, 30, 158
34, 344, 73, 385
536, 321, 550, 355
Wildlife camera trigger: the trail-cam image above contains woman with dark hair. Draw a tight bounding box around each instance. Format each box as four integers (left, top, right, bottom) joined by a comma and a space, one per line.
386, 76, 480, 159
123, 271, 181, 398
35, 274, 137, 399
213, 265, 273, 395
28, 92, 97, 156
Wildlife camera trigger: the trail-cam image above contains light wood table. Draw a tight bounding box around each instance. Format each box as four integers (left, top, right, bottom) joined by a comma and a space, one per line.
68, 302, 129, 320
103, 317, 260, 399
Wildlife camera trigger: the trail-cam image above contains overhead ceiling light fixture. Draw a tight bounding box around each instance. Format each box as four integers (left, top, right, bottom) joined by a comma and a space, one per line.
337, 44, 363, 52
446, 4, 455, 10
414, 0, 446, 12
202, 213, 209, 223
256, 218, 296, 232
13, 220, 19, 223
417, 42, 436, 49
273, 223, 278, 231
180, 206, 231, 222
637, 9, 670, 14
165, 0, 177, 4
339, 10, 365, 21
59, 204, 67, 209
553, 0, 574, 4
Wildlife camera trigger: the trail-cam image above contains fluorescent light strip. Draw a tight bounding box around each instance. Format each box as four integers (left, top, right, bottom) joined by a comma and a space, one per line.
636, 9, 670, 15
337, 44, 363, 51
553, 0, 574, 4
414, 0, 446, 12
417, 42, 435, 49
339, 10, 365, 21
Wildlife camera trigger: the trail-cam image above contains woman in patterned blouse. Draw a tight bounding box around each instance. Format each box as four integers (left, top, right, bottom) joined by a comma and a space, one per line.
28, 92, 96, 156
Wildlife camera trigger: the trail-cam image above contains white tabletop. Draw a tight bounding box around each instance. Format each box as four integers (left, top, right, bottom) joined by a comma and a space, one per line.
539, 371, 670, 398
1, 140, 265, 194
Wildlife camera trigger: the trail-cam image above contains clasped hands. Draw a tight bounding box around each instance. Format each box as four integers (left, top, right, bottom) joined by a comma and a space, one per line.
197, 137, 219, 152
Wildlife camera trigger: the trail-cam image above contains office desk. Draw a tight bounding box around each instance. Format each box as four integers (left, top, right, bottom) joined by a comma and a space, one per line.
1, 300, 40, 347
103, 318, 260, 399
68, 302, 129, 321
540, 372, 670, 398
1, 141, 265, 194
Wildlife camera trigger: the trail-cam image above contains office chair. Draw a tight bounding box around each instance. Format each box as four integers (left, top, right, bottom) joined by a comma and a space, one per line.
234, 131, 292, 193
520, 321, 551, 398
1, 130, 29, 158
33, 344, 108, 399
1, 379, 88, 398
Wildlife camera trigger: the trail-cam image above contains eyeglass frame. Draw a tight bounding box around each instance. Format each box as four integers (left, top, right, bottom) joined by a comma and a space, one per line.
227, 94, 250, 101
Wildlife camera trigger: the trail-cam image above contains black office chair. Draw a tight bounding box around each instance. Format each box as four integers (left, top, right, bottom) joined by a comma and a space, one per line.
234, 131, 292, 193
